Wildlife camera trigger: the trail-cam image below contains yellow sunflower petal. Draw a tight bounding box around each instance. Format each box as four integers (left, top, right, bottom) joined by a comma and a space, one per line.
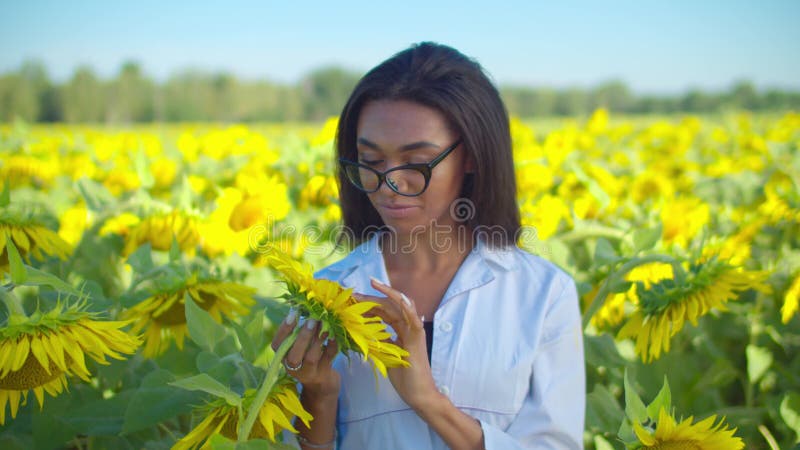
633, 422, 656, 446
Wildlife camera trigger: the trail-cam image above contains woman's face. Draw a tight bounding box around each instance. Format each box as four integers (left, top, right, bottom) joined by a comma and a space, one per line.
355, 99, 472, 235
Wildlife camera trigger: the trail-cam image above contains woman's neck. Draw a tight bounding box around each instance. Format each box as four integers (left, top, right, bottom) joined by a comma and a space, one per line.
379, 225, 475, 273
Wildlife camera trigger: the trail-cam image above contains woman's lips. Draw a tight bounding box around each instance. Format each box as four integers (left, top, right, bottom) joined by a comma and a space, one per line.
377, 203, 419, 219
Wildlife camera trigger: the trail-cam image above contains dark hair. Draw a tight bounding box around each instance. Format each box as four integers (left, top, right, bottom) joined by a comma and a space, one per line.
335, 41, 520, 248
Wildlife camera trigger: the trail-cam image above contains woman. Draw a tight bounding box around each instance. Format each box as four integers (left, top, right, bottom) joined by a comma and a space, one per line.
271, 42, 585, 450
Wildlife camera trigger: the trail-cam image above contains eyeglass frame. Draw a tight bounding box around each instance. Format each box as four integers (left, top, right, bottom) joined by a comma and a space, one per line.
338, 139, 463, 197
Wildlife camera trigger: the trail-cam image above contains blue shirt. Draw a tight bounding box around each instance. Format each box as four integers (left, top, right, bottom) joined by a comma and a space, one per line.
314, 233, 585, 449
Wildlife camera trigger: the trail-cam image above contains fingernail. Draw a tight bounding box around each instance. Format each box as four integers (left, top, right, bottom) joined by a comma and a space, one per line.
305, 318, 318, 330
370, 276, 384, 286
284, 307, 298, 324
401, 293, 412, 307
421, 315, 425, 322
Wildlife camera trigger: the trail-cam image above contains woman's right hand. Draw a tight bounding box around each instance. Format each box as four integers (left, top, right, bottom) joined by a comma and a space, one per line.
270, 308, 341, 398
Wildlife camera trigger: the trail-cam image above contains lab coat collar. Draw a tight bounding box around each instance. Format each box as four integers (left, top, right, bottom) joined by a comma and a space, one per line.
334, 232, 518, 300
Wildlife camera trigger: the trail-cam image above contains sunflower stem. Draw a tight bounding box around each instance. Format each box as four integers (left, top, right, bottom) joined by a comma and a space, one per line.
745, 293, 764, 409
238, 325, 302, 442
0, 288, 26, 317
582, 254, 679, 329
758, 424, 780, 450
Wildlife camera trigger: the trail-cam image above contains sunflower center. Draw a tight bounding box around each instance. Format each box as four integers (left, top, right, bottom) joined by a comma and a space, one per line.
645, 441, 702, 450
0, 351, 64, 390
153, 291, 217, 326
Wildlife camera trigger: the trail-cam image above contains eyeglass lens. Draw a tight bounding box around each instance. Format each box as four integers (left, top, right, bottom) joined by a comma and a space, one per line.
345, 166, 427, 195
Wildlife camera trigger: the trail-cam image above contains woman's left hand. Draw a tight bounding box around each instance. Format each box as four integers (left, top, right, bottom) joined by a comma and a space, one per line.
352, 277, 439, 410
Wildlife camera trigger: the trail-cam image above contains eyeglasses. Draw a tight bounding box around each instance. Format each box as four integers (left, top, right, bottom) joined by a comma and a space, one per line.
339, 139, 462, 197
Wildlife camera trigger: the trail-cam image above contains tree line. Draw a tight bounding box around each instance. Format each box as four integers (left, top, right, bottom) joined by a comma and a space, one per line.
1, 60, 798, 123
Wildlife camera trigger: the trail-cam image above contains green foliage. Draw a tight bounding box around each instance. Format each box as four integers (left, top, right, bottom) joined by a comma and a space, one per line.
5, 239, 27, 284
170, 374, 242, 407
185, 293, 228, 353
2, 61, 800, 123
780, 393, 800, 443
0, 114, 797, 449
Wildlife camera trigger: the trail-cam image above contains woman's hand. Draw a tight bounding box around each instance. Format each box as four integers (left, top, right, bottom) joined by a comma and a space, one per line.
355, 277, 439, 410
271, 308, 340, 398
271, 309, 339, 448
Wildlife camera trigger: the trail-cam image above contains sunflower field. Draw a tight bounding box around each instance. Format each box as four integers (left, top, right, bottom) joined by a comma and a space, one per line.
0, 110, 799, 449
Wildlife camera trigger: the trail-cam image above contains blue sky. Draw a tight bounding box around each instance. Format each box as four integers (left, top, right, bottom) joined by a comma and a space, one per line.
1, 1, 798, 93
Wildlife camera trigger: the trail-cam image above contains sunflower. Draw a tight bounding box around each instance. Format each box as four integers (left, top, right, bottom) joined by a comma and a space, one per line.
228, 174, 291, 232
172, 377, 313, 449
0, 154, 59, 188
0, 303, 141, 424
298, 175, 339, 210
519, 194, 571, 241
123, 275, 255, 357
263, 245, 409, 378
701, 220, 764, 267
618, 258, 770, 362
782, 272, 800, 324
632, 407, 744, 449
1, 215, 72, 272
660, 197, 710, 249
122, 210, 201, 257
57, 202, 92, 247
98, 212, 141, 237
586, 262, 674, 329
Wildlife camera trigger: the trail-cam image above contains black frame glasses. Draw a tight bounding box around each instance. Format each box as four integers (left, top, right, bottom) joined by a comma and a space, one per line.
339, 139, 462, 197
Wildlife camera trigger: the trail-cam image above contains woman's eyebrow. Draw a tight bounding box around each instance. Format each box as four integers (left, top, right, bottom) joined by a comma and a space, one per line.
357, 137, 441, 152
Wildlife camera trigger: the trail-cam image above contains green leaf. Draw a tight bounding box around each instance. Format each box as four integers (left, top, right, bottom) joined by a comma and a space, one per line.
134, 148, 155, 189
170, 373, 241, 406
780, 393, 800, 442
246, 310, 267, 351
30, 392, 78, 450
544, 237, 574, 273
0, 434, 31, 450
80, 279, 113, 311
125, 243, 154, 275
65, 390, 135, 435
0, 181, 9, 207
185, 293, 227, 352
206, 435, 297, 450
746, 344, 772, 383
593, 435, 615, 450
21, 266, 81, 296
584, 334, 627, 368
178, 174, 194, 211
623, 369, 648, 423
594, 237, 618, 266
122, 369, 202, 433
6, 239, 27, 284
632, 224, 662, 252
76, 177, 114, 212
569, 161, 611, 208
231, 319, 257, 362
618, 419, 636, 446
586, 384, 624, 432
646, 376, 672, 419
169, 235, 182, 262
243, 439, 298, 450
206, 435, 237, 450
